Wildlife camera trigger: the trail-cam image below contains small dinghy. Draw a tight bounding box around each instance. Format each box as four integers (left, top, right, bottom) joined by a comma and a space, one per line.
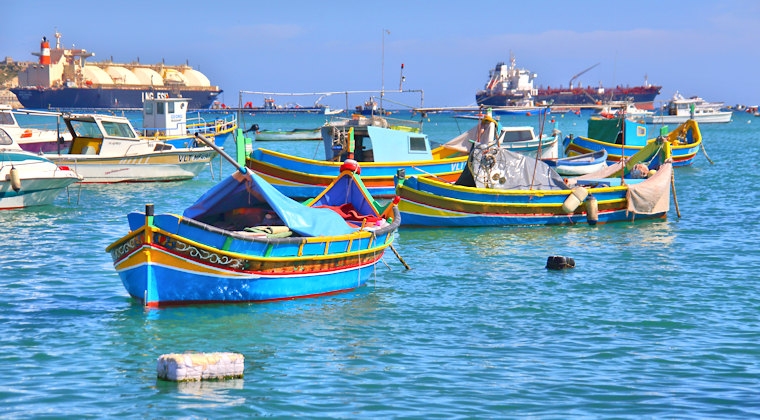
542, 149, 608, 176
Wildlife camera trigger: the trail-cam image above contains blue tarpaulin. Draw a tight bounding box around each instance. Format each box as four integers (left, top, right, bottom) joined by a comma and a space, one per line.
183, 171, 356, 237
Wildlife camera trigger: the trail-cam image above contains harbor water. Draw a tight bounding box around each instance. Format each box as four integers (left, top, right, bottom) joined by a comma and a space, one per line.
2, 110, 760, 418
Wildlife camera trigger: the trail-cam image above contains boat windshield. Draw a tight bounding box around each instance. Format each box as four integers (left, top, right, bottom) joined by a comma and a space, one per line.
101, 121, 137, 138
0, 128, 13, 145
69, 120, 103, 138
0, 112, 14, 126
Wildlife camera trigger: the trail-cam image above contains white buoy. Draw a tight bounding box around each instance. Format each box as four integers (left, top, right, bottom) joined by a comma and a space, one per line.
561, 186, 588, 213
586, 195, 598, 225
10, 167, 21, 192
157, 352, 244, 382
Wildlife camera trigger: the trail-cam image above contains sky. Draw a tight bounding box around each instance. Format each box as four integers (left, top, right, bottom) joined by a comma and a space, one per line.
3, 0, 759, 109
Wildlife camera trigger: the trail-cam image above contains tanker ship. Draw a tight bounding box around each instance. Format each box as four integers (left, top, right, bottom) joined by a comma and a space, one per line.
475, 55, 661, 110
11, 32, 222, 109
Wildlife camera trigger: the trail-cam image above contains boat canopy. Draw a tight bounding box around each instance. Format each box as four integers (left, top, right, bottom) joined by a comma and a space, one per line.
183, 171, 357, 237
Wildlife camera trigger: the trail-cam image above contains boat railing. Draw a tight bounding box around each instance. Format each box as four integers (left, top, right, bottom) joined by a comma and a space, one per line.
328, 114, 424, 133
141, 114, 238, 139
187, 113, 238, 135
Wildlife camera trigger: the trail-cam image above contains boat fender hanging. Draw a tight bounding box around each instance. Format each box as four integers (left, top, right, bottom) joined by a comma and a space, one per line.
10, 167, 21, 192
561, 186, 588, 213
586, 195, 598, 225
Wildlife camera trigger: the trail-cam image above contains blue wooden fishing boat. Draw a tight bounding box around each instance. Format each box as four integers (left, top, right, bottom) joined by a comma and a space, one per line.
106, 136, 401, 308
396, 119, 674, 227
243, 114, 499, 199
563, 116, 702, 166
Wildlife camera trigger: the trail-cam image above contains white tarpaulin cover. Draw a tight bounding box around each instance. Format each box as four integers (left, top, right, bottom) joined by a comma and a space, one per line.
456, 143, 569, 190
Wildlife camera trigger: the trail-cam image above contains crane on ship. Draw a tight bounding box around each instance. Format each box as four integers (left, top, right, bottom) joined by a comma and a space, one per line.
568, 63, 600, 89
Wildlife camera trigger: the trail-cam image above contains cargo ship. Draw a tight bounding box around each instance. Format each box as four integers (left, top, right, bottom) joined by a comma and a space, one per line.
475, 55, 661, 110
10, 32, 222, 109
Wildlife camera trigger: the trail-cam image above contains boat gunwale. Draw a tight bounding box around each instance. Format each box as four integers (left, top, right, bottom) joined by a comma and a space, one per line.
107, 207, 401, 256
252, 147, 469, 168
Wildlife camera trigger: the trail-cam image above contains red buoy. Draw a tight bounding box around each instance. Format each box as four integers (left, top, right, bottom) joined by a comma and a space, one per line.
339, 159, 361, 174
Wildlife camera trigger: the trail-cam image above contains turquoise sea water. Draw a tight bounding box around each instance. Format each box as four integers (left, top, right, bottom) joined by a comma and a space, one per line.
2, 110, 760, 418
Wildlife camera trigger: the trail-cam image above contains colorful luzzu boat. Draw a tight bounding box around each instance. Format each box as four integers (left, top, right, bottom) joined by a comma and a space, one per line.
242, 114, 499, 199
563, 116, 702, 167
396, 122, 675, 227
106, 151, 401, 308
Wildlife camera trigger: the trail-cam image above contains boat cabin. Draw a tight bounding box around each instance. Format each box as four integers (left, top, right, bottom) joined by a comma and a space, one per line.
142, 97, 189, 137
497, 126, 537, 144
63, 114, 141, 155
321, 116, 430, 163
587, 117, 649, 147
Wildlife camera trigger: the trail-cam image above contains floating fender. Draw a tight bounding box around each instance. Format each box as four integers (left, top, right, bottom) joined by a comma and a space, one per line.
561, 186, 588, 213
546, 255, 576, 270
157, 352, 244, 382
10, 167, 21, 192
586, 195, 599, 225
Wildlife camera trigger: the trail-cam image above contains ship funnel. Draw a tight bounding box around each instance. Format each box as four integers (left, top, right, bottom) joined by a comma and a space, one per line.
40, 36, 51, 65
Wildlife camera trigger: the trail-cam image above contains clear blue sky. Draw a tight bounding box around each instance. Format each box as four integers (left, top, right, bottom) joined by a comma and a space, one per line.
3, 0, 758, 109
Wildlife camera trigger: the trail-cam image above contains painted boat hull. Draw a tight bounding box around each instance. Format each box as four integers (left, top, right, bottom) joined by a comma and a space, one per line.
477, 89, 660, 109
10, 86, 221, 110
564, 135, 699, 167
542, 150, 608, 176
247, 148, 467, 199
47, 150, 216, 183
107, 208, 399, 307
396, 173, 668, 227
563, 119, 702, 167
397, 140, 674, 227
0, 152, 81, 209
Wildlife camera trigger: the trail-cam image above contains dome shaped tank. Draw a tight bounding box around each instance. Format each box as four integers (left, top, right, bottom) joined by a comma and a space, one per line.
182, 68, 211, 87
105, 66, 141, 85
83, 66, 114, 84
132, 67, 164, 86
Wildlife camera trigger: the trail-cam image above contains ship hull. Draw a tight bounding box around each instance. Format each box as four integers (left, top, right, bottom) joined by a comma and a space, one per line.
477, 88, 661, 110
10, 86, 221, 110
